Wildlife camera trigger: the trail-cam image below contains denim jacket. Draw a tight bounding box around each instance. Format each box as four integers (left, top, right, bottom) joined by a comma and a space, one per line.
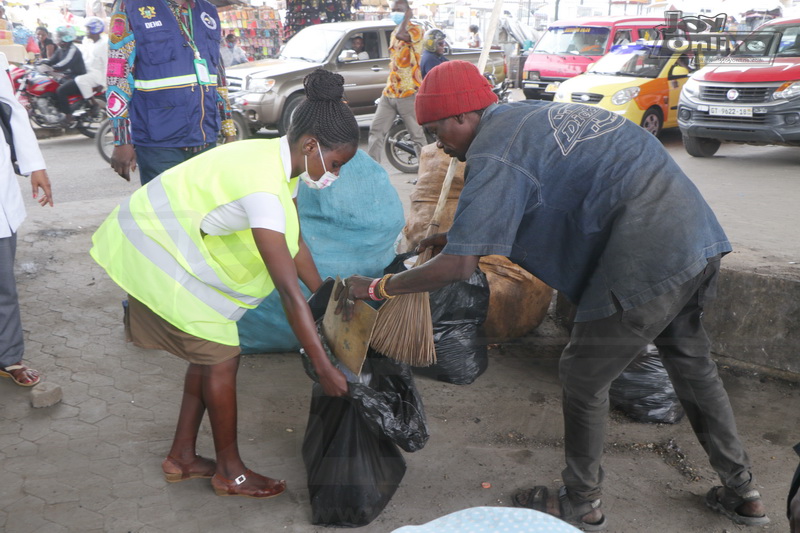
443, 100, 731, 322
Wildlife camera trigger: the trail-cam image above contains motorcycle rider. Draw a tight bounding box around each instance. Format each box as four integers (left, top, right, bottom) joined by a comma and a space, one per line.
72, 17, 108, 117
39, 26, 86, 128
420, 28, 448, 78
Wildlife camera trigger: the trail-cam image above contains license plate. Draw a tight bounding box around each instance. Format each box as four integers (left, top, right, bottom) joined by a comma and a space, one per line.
709, 106, 753, 117
545, 82, 560, 93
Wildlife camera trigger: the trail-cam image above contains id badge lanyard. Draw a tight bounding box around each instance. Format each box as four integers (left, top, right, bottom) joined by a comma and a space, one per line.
168, 0, 213, 85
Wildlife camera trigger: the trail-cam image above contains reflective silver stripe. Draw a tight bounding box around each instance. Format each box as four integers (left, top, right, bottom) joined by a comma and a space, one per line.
117, 197, 248, 321
146, 181, 263, 307
133, 74, 218, 90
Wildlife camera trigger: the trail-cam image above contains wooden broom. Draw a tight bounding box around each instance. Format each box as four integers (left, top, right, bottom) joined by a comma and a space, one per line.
369, 158, 459, 366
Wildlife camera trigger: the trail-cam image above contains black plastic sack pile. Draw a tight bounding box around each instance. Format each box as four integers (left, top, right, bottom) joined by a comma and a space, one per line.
385, 253, 490, 385
301, 338, 429, 528
610, 344, 685, 424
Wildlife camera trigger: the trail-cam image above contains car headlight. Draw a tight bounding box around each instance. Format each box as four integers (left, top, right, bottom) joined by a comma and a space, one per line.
774, 81, 800, 100
527, 71, 540, 81
246, 77, 276, 93
682, 77, 700, 98
611, 87, 640, 105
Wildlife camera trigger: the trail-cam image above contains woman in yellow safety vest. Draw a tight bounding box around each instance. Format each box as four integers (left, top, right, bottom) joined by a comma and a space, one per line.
91, 69, 359, 499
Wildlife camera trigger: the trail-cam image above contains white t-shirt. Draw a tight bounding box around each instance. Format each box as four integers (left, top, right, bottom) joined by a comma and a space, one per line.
200, 136, 296, 236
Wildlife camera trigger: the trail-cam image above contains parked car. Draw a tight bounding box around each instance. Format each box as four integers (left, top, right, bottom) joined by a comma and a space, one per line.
226, 20, 506, 136
553, 41, 711, 135
521, 16, 664, 100
678, 17, 800, 157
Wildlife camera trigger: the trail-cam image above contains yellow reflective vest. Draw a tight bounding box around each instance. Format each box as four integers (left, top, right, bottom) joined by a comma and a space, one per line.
90, 139, 300, 346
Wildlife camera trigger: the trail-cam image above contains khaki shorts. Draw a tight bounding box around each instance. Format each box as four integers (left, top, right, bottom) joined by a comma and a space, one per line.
124, 295, 240, 366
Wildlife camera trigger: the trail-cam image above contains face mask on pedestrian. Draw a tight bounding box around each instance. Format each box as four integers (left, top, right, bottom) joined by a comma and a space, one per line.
390, 12, 405, 25
299, 140, 338, 190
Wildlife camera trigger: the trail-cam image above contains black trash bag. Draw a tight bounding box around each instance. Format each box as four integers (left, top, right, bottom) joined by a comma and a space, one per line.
385, 253, 490, 385
302, 383, 407, 528
610, 345, 685, 424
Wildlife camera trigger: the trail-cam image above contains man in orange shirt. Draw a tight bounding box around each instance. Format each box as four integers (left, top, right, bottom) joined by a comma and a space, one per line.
366, 0, 427, 162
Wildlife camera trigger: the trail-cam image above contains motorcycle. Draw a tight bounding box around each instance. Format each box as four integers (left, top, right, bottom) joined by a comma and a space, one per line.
10, 63, 107, 139
385, 73, 512, 174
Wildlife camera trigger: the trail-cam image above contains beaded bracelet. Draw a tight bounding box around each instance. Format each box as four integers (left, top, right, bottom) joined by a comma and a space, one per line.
377, 273, 396, 300
368, 278, 382, 301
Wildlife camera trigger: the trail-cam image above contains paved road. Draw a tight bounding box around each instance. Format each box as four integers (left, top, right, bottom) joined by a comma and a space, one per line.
3, 124, 797, 533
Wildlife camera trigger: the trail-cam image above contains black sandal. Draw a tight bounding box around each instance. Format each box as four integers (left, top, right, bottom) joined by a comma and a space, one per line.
705, 486, 770, 526
514, 485, 608, 531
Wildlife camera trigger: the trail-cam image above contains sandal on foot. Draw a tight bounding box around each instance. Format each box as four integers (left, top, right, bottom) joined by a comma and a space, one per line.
211, 469, 286, 499
162, 455, 216, 483
705, 486, 770, 526
514, 485, 607, 531
0, 364, 41, 387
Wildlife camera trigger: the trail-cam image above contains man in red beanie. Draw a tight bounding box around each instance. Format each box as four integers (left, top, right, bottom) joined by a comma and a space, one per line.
339, 60, 769, 530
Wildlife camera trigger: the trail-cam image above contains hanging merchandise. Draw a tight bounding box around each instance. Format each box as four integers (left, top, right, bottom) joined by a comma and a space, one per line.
284, 0, 353, 41
218, 5, 283, 60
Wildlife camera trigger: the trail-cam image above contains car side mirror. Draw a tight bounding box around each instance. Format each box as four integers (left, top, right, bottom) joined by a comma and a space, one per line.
338, 49, 358, 63
670, 65, 690, 79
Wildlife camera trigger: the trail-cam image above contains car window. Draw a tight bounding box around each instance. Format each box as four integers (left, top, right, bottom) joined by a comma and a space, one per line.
591, 44, 670, 78
342, 31, 384, 60
534, 26, 610, 55
613, 30, 631, 46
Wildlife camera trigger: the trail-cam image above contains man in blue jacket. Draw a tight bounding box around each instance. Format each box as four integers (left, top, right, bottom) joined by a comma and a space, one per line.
106, 0, 236, 184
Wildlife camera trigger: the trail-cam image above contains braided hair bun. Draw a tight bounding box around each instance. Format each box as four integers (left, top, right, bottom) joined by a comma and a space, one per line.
288, 69, 359, 149
303, 69, 345, 103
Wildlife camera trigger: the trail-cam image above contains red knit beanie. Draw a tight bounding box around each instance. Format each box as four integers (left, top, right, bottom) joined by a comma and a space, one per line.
415, 60, 498, 125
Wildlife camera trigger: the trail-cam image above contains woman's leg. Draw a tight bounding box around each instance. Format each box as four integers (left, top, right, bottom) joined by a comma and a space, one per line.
162, 363, 216, 480
203, 356, 285, 497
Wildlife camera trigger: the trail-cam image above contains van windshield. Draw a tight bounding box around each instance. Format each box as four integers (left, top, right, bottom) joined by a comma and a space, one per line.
533, 27, 610, 56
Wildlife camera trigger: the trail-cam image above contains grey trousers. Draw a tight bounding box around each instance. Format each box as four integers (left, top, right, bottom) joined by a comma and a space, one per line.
559, 256, 755, 504
0, 233, 24, 368
366, 94, 427, 162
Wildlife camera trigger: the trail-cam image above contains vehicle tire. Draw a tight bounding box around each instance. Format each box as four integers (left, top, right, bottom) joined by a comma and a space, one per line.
385, 121, 419, 174
232, 112, 250, 140
683, 135, 721, 157
278, 93, 304, 136
523, 88, 540, 100
95, 119, 114, 164
640, 107, 663, 136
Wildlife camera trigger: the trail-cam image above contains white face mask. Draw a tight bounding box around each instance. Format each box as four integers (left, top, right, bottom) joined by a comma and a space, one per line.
299, 141, 339, 190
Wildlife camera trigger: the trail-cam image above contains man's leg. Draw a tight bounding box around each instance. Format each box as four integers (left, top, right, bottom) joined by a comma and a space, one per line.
655, 257, 764, 517
56, 79, 80, 124
0, 234, 39, 385
559, 316, 649, 503
74, 73, 95, 100
367, 96, 399, 162
134, 146, 189, 185
395, 94, 428, 158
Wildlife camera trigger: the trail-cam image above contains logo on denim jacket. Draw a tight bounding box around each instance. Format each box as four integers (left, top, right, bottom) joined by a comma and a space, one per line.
548, 105, 625, 156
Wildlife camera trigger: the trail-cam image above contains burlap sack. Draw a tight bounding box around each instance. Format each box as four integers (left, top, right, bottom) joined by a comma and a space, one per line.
401, 145, 553, 339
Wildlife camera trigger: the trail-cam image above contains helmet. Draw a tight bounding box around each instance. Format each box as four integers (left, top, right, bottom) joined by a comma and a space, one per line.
55, 26, 77, 43
85, 17, 105, 35
423, 29, 446, 53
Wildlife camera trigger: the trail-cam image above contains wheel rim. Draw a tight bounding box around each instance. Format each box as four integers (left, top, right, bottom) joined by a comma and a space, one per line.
642, 114, 660, 135
389, 130, 417, 169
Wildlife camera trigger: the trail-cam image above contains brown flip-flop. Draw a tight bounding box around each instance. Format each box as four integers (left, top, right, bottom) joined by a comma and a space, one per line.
0, 364, 41, 387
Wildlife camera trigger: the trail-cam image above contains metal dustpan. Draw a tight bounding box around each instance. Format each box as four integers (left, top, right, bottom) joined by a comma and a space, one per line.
320, 276, 378, 376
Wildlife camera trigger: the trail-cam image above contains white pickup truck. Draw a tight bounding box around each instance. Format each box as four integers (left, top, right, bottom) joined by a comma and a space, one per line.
226, 20, 506, 136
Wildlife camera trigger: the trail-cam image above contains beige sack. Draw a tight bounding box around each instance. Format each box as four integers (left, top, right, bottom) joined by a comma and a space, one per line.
401, 145, 553, 339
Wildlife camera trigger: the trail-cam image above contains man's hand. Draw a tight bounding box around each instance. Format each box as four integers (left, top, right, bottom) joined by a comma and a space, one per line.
223, 135, 237, 144
110, 144, 137, 181
417, 232, 448, 256
30, 169, 53, 207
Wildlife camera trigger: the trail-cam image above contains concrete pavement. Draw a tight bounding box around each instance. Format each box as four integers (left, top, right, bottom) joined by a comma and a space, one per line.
1, 129, 799, 532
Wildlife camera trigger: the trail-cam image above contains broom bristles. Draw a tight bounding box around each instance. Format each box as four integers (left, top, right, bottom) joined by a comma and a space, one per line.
370, 291, 436, 367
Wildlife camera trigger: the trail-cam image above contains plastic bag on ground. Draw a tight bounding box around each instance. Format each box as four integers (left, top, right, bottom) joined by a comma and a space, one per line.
609, 344, 685, 424
302, 345, 429, 527
385, 253, 490, 385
